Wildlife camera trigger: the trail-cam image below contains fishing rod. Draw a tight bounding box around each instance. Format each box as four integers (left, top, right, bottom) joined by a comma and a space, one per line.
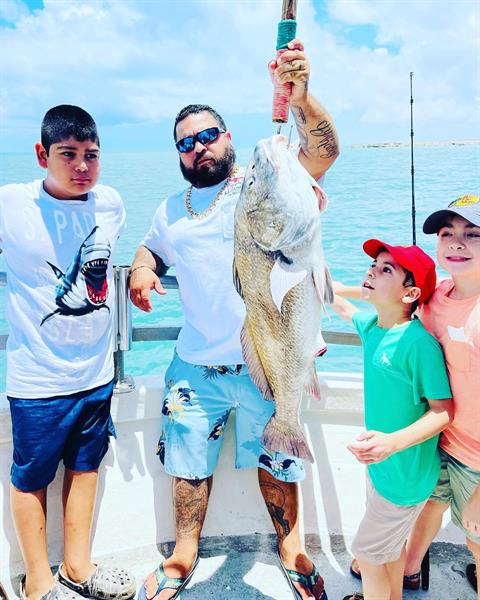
410, 71, 416, 245
272, 0, 298, 133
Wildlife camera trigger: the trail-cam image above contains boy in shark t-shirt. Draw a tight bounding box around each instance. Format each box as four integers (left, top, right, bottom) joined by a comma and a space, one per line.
0, 106, 135, 600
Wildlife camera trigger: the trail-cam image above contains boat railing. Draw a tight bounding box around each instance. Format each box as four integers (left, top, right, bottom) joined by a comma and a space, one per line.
0, 267, 361, 393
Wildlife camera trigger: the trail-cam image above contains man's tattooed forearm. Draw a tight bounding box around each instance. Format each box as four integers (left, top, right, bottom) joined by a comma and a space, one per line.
309, 119, 338, 158
294, 106, 307, 124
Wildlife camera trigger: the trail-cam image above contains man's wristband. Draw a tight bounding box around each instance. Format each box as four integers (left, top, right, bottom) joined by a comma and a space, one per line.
129, 264, 154, 276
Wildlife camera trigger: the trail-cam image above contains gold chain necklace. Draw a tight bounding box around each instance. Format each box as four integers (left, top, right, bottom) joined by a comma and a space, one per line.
185, 167, 238, 219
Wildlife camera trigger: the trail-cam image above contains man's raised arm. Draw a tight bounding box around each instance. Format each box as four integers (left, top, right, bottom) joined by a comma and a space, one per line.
269, 39, 339, 179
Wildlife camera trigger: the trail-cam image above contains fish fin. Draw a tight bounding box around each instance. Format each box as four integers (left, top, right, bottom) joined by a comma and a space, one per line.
261, 417, 314, 462
46, 261, 65, 280
312, 264, 335, 310
240, 323, 274, 401
315, 330, 327, 357
270, 259, 307, 313
323, 265, 335, 304
305, 367, 321, 401
232, 258, 243, 299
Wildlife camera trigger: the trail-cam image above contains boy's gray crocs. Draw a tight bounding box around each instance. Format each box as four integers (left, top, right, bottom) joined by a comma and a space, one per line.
20, 577, 85, 600
56, 565, 136, 600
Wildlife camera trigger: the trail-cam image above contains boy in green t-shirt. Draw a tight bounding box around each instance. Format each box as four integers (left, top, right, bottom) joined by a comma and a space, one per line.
332, 239, 452, 600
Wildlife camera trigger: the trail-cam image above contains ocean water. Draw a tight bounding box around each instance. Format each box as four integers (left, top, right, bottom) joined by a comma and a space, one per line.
0, 144, 478, 390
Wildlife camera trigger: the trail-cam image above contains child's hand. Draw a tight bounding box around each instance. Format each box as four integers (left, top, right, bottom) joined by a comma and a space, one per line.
461, 485, 480, 535
347, 430, 397, 464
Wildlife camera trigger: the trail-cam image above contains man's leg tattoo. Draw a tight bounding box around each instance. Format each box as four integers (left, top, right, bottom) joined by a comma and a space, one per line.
174, 476, 212, 537
260, 480, 291, 539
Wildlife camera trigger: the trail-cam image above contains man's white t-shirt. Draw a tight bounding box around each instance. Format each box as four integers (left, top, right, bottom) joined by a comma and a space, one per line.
0, 180, 126, 398
143, 170, 246, 365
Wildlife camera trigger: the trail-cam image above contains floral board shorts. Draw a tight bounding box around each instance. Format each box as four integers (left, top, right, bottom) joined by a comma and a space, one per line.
157, 350, 305, 483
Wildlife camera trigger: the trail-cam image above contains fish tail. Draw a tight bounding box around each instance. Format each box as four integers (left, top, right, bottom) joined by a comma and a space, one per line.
261, 417, 314, 463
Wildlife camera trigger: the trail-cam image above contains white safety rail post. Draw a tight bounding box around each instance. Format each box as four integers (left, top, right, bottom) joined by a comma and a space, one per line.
113, 266, 135, 392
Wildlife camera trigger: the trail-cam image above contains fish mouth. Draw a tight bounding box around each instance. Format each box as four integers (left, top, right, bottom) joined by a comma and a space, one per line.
254, 135, 289, 171
81, 258, 108, 304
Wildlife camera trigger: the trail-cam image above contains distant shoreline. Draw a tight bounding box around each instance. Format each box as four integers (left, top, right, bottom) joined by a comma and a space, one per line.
1, 140, 479, 155
349, 140, 479, 149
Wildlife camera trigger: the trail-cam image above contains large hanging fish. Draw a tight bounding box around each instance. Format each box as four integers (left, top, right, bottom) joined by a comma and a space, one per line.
41, 226, 111, 325
233, 135, 333, 462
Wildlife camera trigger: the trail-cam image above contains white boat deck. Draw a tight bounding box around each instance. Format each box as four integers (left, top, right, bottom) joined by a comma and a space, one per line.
0, 373, 475, 599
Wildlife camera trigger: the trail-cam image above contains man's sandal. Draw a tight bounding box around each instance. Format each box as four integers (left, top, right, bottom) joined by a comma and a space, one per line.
277, 548, 328, 600
137, 556, 199, 600
466, 563, 477, 593
56, 564, 136, 600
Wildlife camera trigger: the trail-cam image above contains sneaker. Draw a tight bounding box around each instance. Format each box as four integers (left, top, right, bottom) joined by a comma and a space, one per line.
20, 577, 85, 600
56, 565, 136, 600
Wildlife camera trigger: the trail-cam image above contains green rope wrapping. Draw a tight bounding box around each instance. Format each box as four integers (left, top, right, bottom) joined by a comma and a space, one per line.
276, 19, 297, 50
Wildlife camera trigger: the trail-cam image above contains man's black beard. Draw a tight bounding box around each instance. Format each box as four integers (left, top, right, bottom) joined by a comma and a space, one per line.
180, 145, 236, 188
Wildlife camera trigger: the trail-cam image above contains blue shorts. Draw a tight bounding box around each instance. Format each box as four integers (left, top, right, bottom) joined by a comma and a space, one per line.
157, 351, 305, 483
8, 380, 115, 492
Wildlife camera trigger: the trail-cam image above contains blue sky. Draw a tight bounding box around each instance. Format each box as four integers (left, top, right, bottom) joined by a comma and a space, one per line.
1, 0, 479, 151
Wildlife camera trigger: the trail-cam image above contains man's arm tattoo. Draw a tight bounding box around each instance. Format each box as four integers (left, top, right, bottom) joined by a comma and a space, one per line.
292, 108, 338, 159
309, 119, 338, 158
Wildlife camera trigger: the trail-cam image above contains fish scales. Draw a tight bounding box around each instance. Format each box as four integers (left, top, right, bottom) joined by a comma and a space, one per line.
233, 135, 333, 462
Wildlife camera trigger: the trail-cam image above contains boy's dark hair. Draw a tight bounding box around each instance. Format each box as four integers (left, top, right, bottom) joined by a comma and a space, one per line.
41, 105, 99, 154
403, 270, 419, 313
173, 104, 227, 141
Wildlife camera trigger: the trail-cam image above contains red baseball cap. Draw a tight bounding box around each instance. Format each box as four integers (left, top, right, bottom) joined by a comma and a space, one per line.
363, 239, 437, 304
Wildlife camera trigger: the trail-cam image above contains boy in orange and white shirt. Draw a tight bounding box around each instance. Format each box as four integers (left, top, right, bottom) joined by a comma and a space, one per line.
405, 194, 480, 597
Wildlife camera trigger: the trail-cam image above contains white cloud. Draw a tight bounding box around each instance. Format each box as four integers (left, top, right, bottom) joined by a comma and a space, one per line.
0, 0, 478, 148
0, 0, 28, 23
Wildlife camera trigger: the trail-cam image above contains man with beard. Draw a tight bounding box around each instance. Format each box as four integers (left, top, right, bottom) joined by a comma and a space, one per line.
130, 40, 338, 600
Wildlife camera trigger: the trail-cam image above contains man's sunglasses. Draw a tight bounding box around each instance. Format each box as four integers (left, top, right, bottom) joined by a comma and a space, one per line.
175, 127, 226, 153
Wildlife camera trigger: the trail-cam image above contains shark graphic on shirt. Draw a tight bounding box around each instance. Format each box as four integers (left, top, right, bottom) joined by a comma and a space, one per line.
40, 226, 111, 326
